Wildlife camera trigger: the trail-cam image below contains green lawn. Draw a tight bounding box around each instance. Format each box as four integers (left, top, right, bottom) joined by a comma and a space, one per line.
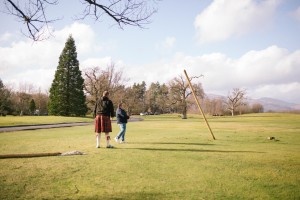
0, 113, 299, 199
0, 116, 94, 127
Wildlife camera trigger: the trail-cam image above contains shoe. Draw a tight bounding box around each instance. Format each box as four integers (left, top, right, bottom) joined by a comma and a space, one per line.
119, 141, 126, 144
96, 146, 100, 148
114, 137, 119, 143
106, 144, 114, 148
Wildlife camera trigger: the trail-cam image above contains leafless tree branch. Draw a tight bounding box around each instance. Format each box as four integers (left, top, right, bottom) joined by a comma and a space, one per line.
3, 0, 159, 41
4, 0, 60, 41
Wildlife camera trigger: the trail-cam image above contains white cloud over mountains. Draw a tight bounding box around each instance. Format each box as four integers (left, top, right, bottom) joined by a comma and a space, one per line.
1, 20, 299, 103
126, 46, 300, 103
194, 0, 281, 43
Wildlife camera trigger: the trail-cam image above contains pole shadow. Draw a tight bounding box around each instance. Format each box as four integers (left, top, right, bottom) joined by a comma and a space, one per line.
130, 142, 215, 146
116, 147, 265, 153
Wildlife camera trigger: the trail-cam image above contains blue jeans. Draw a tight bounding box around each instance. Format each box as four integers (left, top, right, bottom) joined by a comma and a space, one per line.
116, 123, 126, 141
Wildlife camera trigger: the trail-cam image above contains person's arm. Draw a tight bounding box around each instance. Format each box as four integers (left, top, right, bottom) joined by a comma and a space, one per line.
93, 102, 97, 118
126, 111, 130, 119
110, 101, 115, 118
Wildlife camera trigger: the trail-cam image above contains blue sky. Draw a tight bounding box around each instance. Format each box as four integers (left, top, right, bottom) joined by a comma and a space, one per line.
0, 0, 300, 104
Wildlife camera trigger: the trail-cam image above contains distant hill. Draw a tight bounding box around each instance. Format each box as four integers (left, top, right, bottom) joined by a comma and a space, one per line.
205, 94, 300, 112
248, 97, 300, 112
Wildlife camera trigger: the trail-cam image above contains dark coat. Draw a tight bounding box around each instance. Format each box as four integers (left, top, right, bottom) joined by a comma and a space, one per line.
116, 108, 129, 124
93, 96, 115, 117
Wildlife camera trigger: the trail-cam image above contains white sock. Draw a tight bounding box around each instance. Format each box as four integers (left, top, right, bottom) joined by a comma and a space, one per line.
96, 134, 100, 147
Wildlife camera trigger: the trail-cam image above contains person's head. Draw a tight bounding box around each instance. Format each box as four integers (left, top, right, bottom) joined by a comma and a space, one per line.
118, 103, 123, 108
103, 91, 109, 97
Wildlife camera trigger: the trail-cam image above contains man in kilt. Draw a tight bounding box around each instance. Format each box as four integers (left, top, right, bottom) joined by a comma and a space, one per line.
94, 91, 115, 148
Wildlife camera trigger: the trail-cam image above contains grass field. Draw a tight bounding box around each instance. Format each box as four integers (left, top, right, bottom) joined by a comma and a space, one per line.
0, 116, 94, 127
0, 113, 299, 199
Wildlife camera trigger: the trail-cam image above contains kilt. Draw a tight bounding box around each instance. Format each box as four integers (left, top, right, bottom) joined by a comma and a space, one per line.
95, 115, 112, 133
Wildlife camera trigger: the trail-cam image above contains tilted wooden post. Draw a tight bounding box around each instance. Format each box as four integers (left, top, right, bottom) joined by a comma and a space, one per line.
183, 69, 216, 140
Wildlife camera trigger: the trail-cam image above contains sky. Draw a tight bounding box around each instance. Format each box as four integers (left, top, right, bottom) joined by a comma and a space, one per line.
0, 0, 300, 104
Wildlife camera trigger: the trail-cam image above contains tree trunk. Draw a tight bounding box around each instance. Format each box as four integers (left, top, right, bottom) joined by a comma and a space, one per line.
182, 105, 187, 119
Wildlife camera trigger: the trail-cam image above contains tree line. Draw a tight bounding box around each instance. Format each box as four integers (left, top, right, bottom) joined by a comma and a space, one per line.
0, 76, 263, 118
0, 36, 264, 118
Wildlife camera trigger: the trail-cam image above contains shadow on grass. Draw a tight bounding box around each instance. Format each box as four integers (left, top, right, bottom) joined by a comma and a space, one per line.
130, 142, 215, 146
78, 191, 166, 200
127, 148, 265, 153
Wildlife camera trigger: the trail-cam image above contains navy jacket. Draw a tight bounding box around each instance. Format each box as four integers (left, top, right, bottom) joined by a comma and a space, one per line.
116, 108, 129, 124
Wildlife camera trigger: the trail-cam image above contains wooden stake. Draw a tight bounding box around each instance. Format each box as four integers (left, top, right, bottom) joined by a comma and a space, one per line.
183, 69, 216, 140
0, 152, 61, 159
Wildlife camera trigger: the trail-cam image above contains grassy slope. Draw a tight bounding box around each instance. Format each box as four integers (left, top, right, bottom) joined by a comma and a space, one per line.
0, 113, 299, 199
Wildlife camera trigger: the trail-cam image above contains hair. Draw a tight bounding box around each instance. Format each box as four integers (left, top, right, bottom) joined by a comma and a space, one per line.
118, 103, 123, 108
103, 91, 109, 97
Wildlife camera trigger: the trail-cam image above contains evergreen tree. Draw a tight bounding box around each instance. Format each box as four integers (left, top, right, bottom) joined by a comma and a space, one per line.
29, 99, 36, 115
48, 35, 87, 116
0, 79, 12, 116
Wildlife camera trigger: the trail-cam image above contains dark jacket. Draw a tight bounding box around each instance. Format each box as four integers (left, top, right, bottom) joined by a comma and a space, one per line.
94, 96, 115, 117
116, 108, 129, 124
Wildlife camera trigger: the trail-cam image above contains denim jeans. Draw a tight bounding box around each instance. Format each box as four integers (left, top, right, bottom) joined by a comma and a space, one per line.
116, 123, 126, 141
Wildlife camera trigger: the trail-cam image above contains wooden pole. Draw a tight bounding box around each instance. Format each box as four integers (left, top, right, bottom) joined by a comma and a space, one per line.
183, 69, 216, 140
0, 152, 61, 159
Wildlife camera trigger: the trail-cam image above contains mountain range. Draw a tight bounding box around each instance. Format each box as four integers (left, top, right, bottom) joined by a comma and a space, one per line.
206, 94, 300, 112
248, 97, 300, 112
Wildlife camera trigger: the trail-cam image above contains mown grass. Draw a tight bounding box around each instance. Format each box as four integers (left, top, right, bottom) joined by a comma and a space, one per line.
0, 116, 94, 127
0, 113, 299, 199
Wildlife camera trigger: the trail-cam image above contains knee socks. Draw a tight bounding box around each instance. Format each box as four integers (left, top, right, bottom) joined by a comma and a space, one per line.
96, 134, 100, 147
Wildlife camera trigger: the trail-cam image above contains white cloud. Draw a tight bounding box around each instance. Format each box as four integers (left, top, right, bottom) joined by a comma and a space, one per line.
290, 6, 300, 21
125, 45, 300, 103
155, 36, 176, 54
162, 37, 176, 49
1, 21, 299, 104
0, 22, 102, 91
194, 0, 281, 43
81, 57, 113, 69
250, 82, 300, 103
0, 32, 12, 42
52, 22, 101, 55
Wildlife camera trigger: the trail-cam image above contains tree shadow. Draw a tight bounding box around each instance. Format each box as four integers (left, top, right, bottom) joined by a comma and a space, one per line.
118, 147, 264, 153
78, 191, 166, 200
130, 142, 215, 146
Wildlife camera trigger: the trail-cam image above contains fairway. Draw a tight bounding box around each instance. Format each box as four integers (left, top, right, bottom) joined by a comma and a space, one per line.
0, 113, 299, 199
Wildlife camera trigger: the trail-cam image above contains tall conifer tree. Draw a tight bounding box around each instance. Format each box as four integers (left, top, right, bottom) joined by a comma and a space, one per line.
48, 35, 87, 116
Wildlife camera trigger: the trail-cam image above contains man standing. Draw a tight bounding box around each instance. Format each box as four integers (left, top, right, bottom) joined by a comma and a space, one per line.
94, 91, 115, 148
114, 103, 130, 143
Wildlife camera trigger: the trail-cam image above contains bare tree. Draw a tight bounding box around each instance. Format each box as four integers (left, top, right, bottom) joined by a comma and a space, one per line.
31, 87, 49, 115
83, 62, 127, 113
203, 97, 225, 116
252, 103, 264, 113
226, 88, 246, 116
3, 0, 159, 41
169, 74, 204, 119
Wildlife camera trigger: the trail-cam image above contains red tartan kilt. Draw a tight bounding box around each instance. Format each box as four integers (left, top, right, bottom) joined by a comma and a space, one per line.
95, 115, 112, 133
